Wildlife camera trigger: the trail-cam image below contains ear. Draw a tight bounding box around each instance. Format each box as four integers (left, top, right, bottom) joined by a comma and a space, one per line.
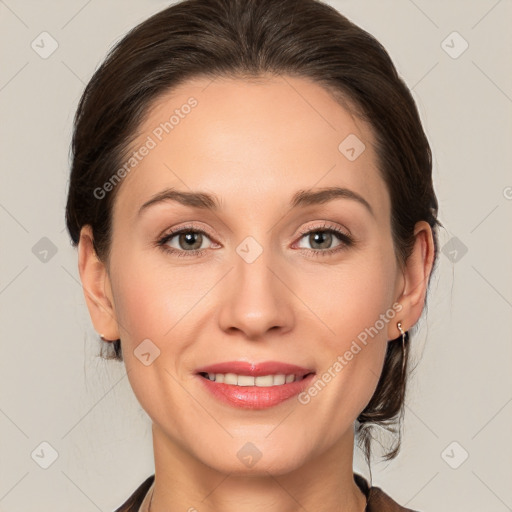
391, 220, 435, 339
77, 225, 120, 341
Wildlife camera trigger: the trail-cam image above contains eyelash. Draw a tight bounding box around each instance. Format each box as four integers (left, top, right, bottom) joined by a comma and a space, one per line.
156, 222, 354, 259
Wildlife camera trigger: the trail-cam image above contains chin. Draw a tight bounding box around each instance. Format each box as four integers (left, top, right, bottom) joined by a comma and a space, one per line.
197, 439, 310, 477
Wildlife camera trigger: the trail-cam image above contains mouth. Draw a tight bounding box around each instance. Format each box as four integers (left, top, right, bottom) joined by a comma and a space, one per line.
198, 372, 313, 386
195, 361, 316, 409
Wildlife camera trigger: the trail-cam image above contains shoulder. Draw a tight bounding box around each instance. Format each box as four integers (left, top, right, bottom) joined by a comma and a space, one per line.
354, 473, 420, 512
113, 474, 155, 512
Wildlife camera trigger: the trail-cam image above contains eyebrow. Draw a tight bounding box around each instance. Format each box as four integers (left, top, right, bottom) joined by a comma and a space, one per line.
138, 186, 374, 217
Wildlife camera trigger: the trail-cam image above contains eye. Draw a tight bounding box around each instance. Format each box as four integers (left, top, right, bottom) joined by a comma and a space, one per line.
157, 225, 218, 257
156, 222, 354, 258
294, 223, 354, 257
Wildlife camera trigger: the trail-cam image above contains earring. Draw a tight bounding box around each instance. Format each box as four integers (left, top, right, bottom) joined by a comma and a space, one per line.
397, 322, 407, 377
99, 333, 112, 342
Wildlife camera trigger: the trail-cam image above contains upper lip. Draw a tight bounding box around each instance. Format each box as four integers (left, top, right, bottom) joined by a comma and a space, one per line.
196, 361, 315, 378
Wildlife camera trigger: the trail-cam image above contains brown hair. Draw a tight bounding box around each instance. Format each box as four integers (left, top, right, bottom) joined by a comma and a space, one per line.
65, 0, 442, 463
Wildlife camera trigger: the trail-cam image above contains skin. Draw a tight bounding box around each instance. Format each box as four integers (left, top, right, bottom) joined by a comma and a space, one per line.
78, 75, 435, 511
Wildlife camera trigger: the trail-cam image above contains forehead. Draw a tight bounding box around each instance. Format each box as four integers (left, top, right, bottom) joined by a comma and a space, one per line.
113, 74, 389, 223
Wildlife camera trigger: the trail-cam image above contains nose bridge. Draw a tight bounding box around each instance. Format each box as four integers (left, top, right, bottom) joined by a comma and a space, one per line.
217, 238, 294, 338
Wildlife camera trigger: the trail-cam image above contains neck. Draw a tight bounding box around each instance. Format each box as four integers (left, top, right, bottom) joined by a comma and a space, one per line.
149, 423, 367, 512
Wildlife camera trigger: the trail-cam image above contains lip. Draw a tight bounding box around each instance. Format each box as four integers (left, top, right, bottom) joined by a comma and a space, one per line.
195, 361, 316, 409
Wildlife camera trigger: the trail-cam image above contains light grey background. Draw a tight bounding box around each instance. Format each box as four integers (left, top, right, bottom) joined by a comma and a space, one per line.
1, 0, 511, 511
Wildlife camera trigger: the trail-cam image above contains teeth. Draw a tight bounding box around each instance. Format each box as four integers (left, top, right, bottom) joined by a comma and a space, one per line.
203, 372, 301, 386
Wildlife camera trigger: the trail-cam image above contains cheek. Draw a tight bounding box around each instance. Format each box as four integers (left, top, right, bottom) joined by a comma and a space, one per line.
110, 255, 200, 344
108, 258, 201, 422
301, 254, 397, 345
295, 251, 398, 415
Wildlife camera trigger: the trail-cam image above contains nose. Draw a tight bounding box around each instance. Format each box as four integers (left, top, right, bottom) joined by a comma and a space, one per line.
217, 247, 295, 341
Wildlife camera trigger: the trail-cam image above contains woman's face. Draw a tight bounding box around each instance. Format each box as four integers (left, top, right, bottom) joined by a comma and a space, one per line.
93, 75, 408, 474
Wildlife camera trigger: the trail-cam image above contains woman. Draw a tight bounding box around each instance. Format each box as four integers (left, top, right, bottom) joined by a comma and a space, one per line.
65, 0, 440, 510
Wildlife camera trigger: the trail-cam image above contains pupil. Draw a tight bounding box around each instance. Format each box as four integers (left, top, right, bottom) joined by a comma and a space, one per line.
181, 232, 201, 250
311, 232, 331, 249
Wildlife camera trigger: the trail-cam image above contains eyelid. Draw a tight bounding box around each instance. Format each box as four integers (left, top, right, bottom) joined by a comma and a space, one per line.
294, 221, 352, 239
157, 222, 217, 242
157, 223, 219, 250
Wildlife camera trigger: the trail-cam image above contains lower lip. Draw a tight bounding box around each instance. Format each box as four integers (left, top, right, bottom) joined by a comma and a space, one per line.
196, 373, 316, 409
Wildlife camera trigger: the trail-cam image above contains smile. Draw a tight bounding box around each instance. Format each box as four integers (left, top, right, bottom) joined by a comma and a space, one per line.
195, 361, 316, 409
199, 372, 310, 386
